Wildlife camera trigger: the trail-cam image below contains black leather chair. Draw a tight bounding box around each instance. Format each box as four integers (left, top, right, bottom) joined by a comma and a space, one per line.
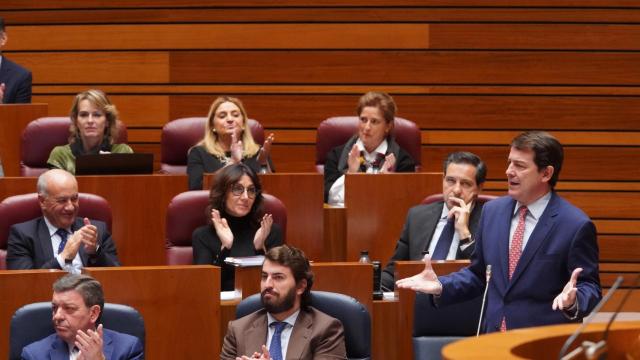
9, 302, 145, 360
235, 291, 371, 360
412, 293, 482, 360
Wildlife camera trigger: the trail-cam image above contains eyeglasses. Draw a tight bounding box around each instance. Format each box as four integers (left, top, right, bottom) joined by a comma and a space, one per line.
230, 184, 257, 199
49, 194, 79, 205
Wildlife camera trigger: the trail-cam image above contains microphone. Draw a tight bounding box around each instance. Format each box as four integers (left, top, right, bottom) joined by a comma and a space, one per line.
580, 273, 640, 360
476, 264, 492, 336
558, 276, 624, 360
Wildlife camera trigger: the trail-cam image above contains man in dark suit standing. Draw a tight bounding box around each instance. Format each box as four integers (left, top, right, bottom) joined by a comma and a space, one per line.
398, 131, 601, 332
221, 245, 346, 360
21, 274, 143, 359
7, 169, 120, 271
381, 151, 487, 291
0, 17, 32, 104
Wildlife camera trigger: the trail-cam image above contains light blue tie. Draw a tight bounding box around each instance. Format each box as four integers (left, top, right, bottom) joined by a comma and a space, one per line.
269, 322, 287, 360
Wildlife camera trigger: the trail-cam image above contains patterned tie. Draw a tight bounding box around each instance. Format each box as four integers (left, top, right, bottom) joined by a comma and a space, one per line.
56, 228, 69, 254
501, 206, 528, 332
269, 322, 287, 360
431, 218, 455, 260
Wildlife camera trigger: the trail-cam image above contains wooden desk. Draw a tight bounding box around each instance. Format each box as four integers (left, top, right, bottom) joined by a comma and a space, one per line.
85, 266, 220, 359
0, 104, 48, 176
205, 173, 326, 261
345, 173, 442, 262
0, 174, 188, 266
0, 266, 220, 359
444, 321, 640, 359
395, 260, 470, 360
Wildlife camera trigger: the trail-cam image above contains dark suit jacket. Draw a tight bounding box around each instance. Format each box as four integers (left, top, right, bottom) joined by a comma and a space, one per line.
221, 307, 346, 360
381, 201, 483, 290
6, 217, 120, 270
21, 328, 143, 360
0, 56, 32, 103
438, 193, 601, 332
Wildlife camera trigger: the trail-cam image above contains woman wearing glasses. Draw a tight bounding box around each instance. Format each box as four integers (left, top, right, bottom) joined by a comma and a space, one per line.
192, 163, 282, 291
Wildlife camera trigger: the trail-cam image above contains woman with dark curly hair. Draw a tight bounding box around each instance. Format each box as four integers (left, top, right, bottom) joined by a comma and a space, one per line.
192, 163, 283, 290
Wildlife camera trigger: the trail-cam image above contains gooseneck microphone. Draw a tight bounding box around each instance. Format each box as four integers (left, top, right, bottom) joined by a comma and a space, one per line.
476, 264, 492, 336
558, 276, 624, 360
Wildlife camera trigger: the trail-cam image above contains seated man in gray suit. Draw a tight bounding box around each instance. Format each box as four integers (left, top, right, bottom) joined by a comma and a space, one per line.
221, 245, 346, 360
381, 151, 487, 291
7, 169, 120, 272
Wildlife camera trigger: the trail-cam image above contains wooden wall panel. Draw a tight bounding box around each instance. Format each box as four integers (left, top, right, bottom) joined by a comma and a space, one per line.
170, 51, 640, 85
8, 52, 170, 84
4, 8, 640, 25
422, 146, 640, 181
3, 0, 640, 9
7, 24, 429, 51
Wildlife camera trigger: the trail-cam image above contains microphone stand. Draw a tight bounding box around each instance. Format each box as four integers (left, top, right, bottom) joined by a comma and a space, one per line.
558, 276, 624, 360
476, 264, 492, 336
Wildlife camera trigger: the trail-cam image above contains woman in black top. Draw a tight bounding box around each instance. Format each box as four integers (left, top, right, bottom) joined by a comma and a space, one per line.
192, 163, 282, 291
187, 96, 274, 190
324, 91, 416, 204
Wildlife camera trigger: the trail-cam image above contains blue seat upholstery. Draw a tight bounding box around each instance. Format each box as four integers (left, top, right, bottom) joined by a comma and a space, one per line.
412, 293, 482, 360
235, 290, 371, 360
9, 302, 145, 360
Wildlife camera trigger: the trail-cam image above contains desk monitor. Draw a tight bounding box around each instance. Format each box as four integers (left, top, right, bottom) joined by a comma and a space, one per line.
75, 153, 154, 175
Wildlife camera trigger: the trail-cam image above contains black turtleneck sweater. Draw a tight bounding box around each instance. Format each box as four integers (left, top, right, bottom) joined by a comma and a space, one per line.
192, 215, 283, 291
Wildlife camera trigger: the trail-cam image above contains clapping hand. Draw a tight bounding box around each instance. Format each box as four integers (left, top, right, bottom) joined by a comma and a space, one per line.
253, 214, 273, 252
211, 209, 234, 250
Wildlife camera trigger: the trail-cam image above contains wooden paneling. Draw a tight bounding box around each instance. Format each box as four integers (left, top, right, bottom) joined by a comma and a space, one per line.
8, 24, 429, 51
5, 8, 640, 25
3, 0, 640, 9
8, 52, 170, 84
599, 236, 640, 262
169, 51, 640, 85
423, 146, 640, 181
0, 104, 48, 176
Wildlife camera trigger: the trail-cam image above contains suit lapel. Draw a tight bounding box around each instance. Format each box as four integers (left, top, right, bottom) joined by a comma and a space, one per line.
286, 310, 312, 360
499, 199, 518, 284
37, 217, 56, 261
102, 329, 114, 359
245, 313, 268, 355
509, 193, 558, 287
417, 202, 443, 256
50, 336, 70, 360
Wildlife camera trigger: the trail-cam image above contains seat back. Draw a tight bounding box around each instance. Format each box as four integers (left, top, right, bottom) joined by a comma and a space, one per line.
236, 291, 371, 360
20, 117, 128, 177
315, 116, 421, 173
421, 194, 498, 205
165, 190, 287, 265
160, 117, 265, 174
9, 302, 144, 360
412, 293, 481, 360
0, 193, 112, 270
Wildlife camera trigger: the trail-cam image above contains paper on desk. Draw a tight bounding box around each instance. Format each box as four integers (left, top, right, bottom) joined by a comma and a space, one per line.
224, 255, 265, 267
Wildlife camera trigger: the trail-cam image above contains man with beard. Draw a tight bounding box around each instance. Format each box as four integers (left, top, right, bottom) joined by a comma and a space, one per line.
21, 274, 143, 359
221, 245, 346, 360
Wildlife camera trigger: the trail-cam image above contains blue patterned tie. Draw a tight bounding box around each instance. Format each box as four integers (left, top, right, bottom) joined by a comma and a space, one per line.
56, 228, 69, 254
269, 322, 287, 360
431, 218, 455, 260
